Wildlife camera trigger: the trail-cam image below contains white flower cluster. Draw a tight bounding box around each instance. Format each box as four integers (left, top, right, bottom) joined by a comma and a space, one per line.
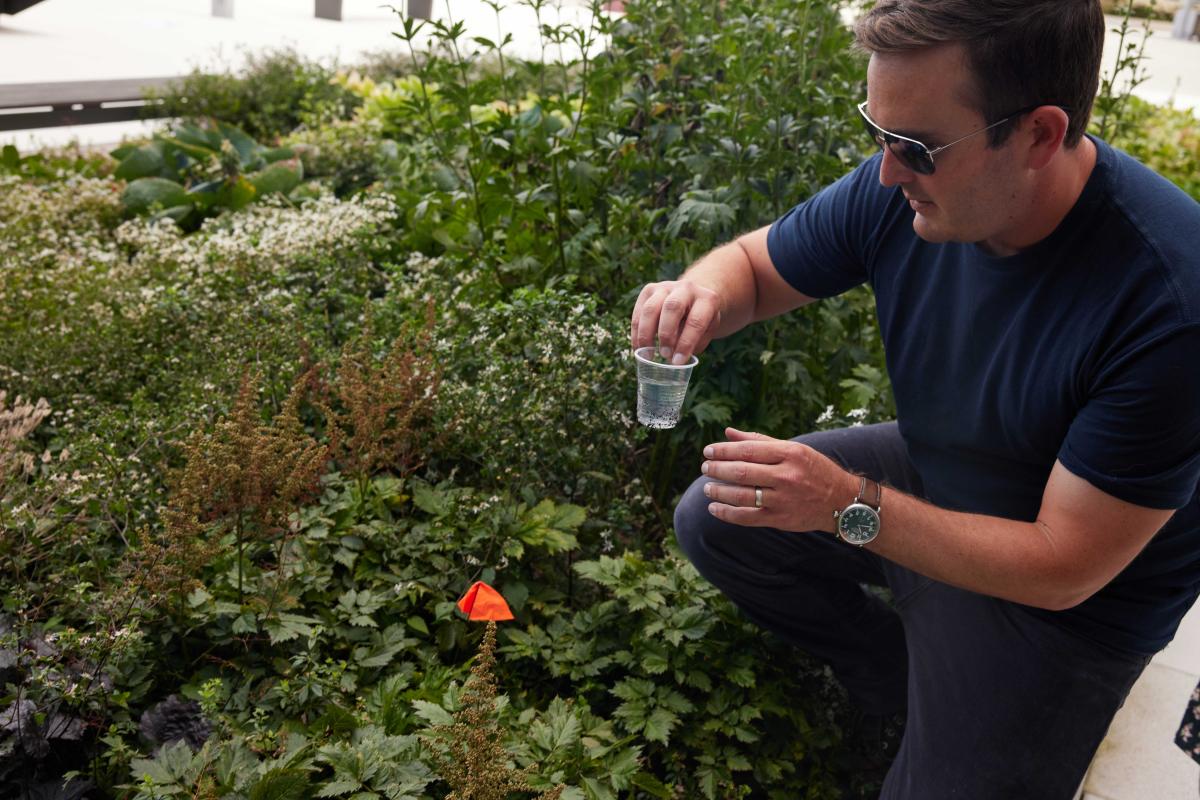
0, 175, 124, 310
115, 193, 400, 281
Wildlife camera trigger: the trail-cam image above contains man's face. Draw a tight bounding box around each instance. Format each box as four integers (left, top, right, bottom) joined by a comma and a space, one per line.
865, 44, 1025, 251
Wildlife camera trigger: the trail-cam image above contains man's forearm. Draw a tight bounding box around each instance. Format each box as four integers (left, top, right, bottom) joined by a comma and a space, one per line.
853, 475, 1093, 611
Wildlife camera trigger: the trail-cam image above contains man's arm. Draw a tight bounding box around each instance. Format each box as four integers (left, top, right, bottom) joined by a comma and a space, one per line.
630, 225, 817, 363
861, 459, 1173, 610
701, 430, 1175, 611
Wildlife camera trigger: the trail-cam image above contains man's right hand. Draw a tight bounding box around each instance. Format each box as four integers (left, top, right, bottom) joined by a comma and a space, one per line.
630, 280, 724, 365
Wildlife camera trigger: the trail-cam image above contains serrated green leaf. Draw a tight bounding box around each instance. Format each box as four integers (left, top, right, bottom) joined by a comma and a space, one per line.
640, 645, 669, 674
641, 708, 678, 745
315, 778, 361, 797
411, 699, 454, 727
248, 768, 310, 800
630, 772, 672, 799
265, 613, 319, 644
581, 777, 613, 800
411, 482, 449, 516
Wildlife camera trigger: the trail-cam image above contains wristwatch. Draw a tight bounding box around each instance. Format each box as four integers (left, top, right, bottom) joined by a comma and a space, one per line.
834, 476, 883, 546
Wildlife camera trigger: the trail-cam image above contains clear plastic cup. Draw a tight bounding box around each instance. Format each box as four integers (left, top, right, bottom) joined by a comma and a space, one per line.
634, 347, 698, 429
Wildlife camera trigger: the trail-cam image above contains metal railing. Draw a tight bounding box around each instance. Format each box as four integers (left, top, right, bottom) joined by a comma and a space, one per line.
0, 77, 177, 133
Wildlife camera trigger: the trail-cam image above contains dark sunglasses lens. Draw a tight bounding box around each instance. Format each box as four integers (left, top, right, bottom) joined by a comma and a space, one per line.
860, 111, 937, 175
892, 140, 935, 175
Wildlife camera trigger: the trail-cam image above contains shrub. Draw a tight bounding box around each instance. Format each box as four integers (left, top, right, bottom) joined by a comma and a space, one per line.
145, 47, 361, 142
1106, 96, 1200, 200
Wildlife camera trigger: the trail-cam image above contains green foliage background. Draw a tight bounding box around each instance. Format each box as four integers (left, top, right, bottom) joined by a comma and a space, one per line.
1, 1, 1197, 799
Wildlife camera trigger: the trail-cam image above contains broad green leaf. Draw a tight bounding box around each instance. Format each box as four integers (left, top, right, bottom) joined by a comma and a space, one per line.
114, 145, 165, 180
154, 204, 194, 225
109, 143, 138, 160
261, 146, 296, 164
172, 122, 221, 150
217, 121, 262, 166
216, 176, 257, 211
121, 177, 189, 214
249, 160, 303, 197
159, 134, 218, 162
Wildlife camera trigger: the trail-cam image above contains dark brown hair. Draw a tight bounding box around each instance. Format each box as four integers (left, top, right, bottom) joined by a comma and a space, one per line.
854, 0, 1104, 148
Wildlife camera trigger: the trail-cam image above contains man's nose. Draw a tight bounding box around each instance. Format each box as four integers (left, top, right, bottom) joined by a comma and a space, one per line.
878, 145, 916, 187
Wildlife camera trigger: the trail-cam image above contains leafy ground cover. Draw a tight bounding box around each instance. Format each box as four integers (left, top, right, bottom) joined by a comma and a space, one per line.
1, 1, 1197, 798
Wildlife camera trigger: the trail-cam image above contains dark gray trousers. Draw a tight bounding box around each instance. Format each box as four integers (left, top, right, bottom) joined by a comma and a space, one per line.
674, 422, 1151, 799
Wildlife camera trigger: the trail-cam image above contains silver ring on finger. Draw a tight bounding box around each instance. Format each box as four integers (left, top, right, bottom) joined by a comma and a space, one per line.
754, 486, 763, 509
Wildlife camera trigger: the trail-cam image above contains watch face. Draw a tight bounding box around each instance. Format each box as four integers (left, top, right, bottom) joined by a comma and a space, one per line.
838, 503, 880, 545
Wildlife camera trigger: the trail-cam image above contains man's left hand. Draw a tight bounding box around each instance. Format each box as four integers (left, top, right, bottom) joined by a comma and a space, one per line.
701, 427, 853, 534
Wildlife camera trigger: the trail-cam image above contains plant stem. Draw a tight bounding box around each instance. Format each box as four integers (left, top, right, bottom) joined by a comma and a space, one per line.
236, 512, 245, 603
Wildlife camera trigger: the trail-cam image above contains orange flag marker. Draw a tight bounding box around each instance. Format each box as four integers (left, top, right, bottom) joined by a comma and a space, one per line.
456, 581, 515, 621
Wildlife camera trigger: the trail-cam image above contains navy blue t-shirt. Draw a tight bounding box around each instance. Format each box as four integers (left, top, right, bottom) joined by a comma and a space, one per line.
767, 137, 1200, 654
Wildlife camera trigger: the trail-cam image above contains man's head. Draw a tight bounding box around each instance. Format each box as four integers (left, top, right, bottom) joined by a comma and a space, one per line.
854, 0, 1104, 149
851, 1, 1104, 253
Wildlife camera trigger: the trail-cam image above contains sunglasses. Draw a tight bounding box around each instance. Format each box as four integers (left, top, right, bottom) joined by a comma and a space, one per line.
857, 100, 1044, 176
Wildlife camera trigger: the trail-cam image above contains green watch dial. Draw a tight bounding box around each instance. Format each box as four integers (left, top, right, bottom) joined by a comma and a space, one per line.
838, 503, 880, 545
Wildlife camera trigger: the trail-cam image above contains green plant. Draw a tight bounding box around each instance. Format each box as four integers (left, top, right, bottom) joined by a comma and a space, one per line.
1105, 95, 1200, 200
144, 47, 360, 142
501, 551, 844, 799
1093, 0, 1155, 143
156, 371, 327, 603
285, 117, 401, 197
112, 121, 304, 230
319, 305, 448, 491
1, 143, 116, 181
423, 621, 564, 800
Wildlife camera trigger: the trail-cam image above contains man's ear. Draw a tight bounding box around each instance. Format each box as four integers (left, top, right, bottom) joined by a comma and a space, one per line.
1024, 106, 1070, 170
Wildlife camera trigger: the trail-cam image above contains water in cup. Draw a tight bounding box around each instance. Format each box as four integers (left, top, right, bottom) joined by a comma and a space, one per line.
633, 346, 697, 429
638, 377, 688, 428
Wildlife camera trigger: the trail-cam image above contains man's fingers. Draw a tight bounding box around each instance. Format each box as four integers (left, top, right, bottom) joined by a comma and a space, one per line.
703, 480, 769, 508
671, 296, 721, 364
703, 437, 785, 464
630, 281, 721, 362
655, 285, 696, 359
632, 284, 668, 351
706, 502, 767, 527
725, 427, 776, 441
701, 460, 774, 487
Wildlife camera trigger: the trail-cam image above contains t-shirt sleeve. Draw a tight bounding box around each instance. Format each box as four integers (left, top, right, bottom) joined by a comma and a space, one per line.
1058, 324, 1200, 510
766, 153, 894, 298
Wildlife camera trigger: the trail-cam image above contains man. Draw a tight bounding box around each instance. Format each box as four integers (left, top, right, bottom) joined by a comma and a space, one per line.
630, 1, 1200, 797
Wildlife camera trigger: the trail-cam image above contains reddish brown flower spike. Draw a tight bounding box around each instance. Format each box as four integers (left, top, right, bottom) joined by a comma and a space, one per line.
456, 581, 514, 621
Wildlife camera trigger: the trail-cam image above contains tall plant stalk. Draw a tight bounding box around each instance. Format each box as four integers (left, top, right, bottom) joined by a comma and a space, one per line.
1094, 0, 1152, 141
